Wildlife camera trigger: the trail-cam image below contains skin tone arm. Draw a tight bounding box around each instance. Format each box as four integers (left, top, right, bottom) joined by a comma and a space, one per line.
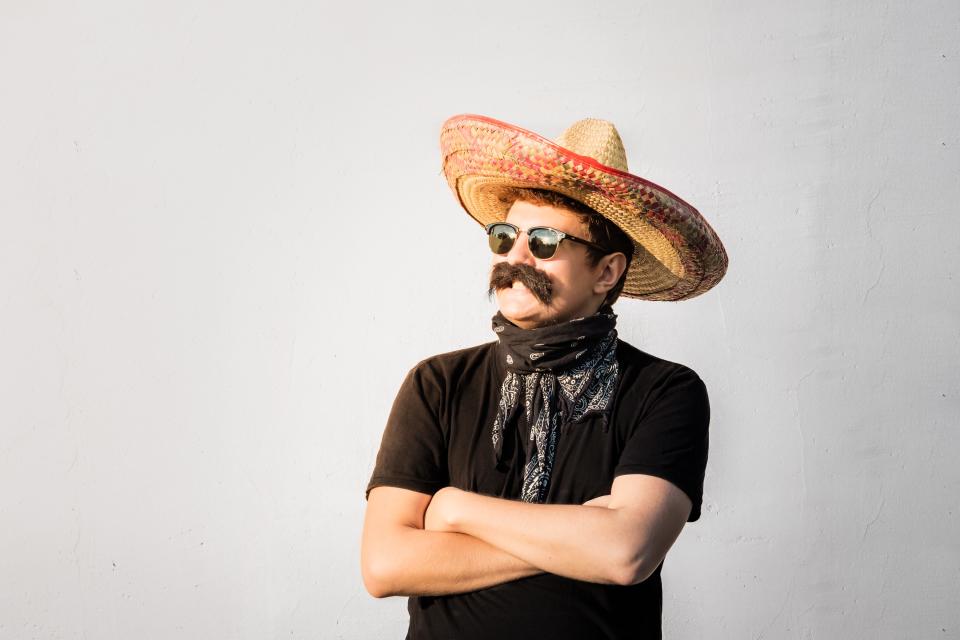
424, 473, 692, 586
360, 486, 543, 598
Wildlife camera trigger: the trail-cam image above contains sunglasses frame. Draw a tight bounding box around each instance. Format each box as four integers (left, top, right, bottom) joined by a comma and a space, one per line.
484, 222, 610, 260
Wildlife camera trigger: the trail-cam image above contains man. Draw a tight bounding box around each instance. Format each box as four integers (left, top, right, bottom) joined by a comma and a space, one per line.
361, 114, 728, 639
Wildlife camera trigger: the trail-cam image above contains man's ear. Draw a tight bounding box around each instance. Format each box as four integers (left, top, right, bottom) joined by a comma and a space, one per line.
594, 252, 628, 295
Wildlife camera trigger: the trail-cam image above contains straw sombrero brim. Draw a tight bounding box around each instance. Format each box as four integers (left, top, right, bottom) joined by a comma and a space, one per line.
439, 114, 728, 301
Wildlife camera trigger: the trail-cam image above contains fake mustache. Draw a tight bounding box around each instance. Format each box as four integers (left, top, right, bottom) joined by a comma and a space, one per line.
488, 262, 553, 306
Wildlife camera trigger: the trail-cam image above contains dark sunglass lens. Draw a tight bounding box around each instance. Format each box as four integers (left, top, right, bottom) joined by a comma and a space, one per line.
528, 228, 560, 259
488, 224, 516, 255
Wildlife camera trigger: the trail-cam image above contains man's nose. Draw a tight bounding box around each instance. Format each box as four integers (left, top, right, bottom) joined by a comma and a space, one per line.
504, 231, 537, 266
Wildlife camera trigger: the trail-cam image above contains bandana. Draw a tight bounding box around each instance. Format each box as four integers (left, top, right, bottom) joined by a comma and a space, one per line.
491, 306, 619, 503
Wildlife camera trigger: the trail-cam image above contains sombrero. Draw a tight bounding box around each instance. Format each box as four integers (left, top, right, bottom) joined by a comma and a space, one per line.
439, 114, 728, 301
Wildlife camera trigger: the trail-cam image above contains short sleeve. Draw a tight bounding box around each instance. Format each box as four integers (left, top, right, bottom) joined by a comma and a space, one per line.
614, 366, 710, 521
365, 362, 450, 500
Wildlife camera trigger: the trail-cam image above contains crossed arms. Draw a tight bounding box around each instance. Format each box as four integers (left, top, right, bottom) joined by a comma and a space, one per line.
360, 473, 692, 598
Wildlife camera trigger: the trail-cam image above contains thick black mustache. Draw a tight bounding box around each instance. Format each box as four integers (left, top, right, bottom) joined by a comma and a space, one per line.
488, 262, 553, 306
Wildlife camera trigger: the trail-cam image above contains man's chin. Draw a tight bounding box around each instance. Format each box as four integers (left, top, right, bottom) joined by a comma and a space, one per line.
495, 288, 552, 327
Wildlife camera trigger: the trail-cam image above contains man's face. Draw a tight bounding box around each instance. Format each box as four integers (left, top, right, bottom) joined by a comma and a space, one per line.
489, 200, 606, 329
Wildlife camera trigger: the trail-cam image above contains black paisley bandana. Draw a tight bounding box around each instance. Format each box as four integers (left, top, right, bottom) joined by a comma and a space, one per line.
491, 306, 619, 503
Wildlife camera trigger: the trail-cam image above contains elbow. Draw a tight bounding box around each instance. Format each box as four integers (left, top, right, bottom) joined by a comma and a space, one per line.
363, 579, 393, 599
624, 559, 661, 586
361, 556, 398, 598
608, 563, 642, 587
608, 560, 655, 587
608, 548, 662, 587
361, 520, 426, 598
361, 542, 408, 598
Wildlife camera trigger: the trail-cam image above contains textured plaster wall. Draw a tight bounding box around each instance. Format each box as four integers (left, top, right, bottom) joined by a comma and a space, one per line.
1, 1, 958, 638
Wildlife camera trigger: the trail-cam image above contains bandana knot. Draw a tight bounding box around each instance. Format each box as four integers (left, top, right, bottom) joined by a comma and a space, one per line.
491, 306, 619, 503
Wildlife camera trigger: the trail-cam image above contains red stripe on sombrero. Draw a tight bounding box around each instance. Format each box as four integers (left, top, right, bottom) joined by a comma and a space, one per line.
446, 114, 702, 215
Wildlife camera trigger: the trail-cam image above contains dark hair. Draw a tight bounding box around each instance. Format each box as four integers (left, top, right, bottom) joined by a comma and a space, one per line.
497, 187, 634, 304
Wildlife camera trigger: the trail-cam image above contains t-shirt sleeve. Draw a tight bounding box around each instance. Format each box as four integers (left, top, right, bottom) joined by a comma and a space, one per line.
614, 365, 710, 522
365, 362, 449, 500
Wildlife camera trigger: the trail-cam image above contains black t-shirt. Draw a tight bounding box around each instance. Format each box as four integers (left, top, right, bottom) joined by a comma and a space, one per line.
366, 339, 710, 640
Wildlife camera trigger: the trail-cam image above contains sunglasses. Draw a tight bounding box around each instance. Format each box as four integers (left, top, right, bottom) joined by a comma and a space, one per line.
485, 222, 609, 260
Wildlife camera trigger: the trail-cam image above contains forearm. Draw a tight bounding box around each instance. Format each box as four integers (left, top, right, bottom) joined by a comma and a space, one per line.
434, 491, 647, 585
361, 524, 542, 597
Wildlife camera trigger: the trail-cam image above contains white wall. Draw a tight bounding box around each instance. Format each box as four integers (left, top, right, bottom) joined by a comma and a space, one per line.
2, 1, 958, 638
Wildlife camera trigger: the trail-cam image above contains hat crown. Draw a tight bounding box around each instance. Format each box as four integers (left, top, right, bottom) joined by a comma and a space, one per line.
553, 118, 629, 172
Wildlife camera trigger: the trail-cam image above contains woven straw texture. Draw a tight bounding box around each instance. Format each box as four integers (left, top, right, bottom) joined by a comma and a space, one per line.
439, 114, 728, 301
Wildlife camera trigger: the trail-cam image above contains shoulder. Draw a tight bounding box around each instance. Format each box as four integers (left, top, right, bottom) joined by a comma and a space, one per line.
390, 342, 498, 426
408, 341, 498, 375
614, 338, 709, 412
401, 341, 499, 392
615, 338, 705, 385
